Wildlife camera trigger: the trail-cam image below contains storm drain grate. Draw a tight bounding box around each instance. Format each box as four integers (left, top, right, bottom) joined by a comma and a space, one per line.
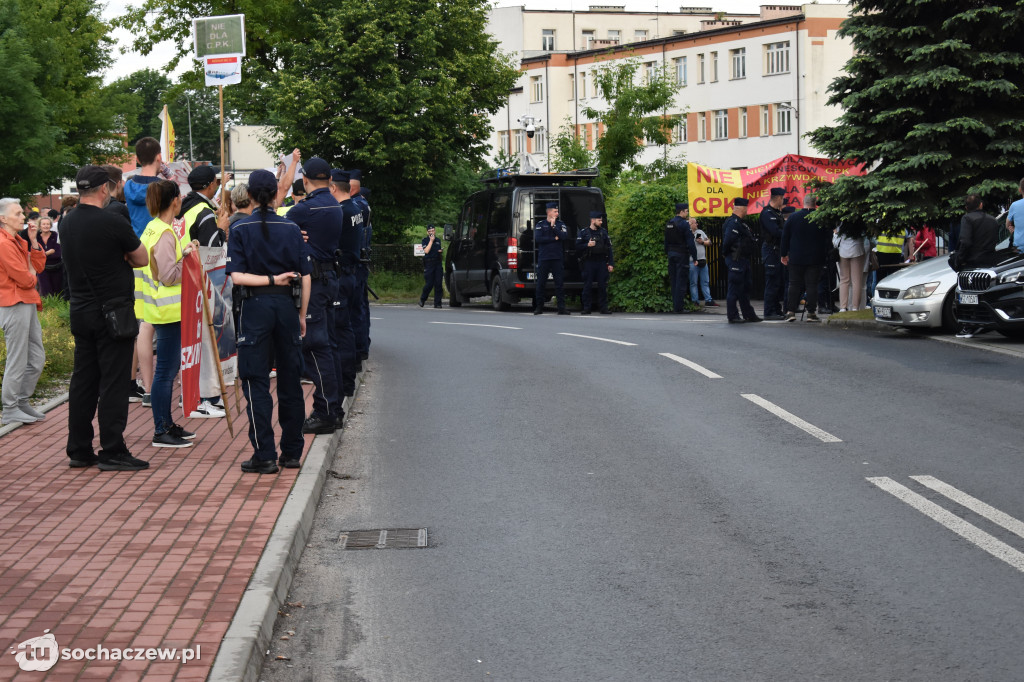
339, 528, 428, 550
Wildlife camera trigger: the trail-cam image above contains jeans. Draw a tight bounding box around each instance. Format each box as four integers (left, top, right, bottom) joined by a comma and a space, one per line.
689, 261, 711, 303
151, 321, 181, 434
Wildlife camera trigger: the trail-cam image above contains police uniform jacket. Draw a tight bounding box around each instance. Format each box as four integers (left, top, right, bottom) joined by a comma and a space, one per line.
664, 216, 698, 259
286, 187, 343, 263
722, 215, 756, 261
780, 209, 832, 266
421, 235, 442, 263
575, 227, 614, 265
337, 198, 363, 267
225, 211, 312, 280
759, 206, 784, 250
534, 219, 568, 262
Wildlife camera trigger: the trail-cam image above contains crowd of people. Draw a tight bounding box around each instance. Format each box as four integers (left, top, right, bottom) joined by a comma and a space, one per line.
0, 136, 373, 476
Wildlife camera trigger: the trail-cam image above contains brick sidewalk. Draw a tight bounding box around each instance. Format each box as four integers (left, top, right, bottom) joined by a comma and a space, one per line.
0, 384, 314, 680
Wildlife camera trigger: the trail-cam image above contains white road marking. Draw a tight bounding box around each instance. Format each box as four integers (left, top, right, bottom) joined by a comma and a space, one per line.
911, 475, 1024, 540
740, 393, 842, 442
370, 317, 383, 320
557, 333, 637, 346
429, 322, 522, 330
867, 477, 1024, 573
659, 353, 722, 379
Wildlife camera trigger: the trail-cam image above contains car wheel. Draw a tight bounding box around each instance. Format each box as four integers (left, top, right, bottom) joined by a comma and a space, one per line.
447, 272, 462, 307
940, 291, 957, 333
491, 276, 510, 311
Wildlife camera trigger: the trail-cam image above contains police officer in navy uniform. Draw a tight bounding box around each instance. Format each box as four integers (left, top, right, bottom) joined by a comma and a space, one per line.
760, 187, 787, 320
533, 201, 570, 315
575, 211, 614, 314
419, 224, 443, 308
665, 202, 698, 313
722, 198, 762, 324
286, 157, 342, 434
225, 170, 311, 474
329, 169, 363, 408
349, 170, 372, 363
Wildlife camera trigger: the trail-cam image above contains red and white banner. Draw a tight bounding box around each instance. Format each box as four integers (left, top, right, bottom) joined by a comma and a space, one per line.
180, 251, 205, 419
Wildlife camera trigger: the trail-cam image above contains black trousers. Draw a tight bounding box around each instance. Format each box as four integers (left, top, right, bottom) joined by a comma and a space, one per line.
534, 259, 566, 311
66, 306, 135, 461
581, 260, 609, 312
787, 264, 822, 314
335, 270, 358, 399
421, 260, 443, 306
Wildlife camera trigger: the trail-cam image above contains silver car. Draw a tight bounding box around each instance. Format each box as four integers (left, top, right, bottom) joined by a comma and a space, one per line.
872, 257, 957, 332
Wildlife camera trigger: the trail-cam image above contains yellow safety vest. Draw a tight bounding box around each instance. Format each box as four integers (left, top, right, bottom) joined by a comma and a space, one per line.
876, 233, 905, 254
181, 200, 212, 243
139, 217, 188, 324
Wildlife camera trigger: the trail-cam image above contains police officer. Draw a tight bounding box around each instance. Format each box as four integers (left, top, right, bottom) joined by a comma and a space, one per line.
665, 202, 698, 313
225, 170, 311, 474
286, 157, 341, 434
722, 198, 762, 324
330, 169, 363, 407
534, 201, 569, 315
575, 211, 614, 314
349, 170, 372, 363
419, 224, 443, 308
759, 187, 787, 320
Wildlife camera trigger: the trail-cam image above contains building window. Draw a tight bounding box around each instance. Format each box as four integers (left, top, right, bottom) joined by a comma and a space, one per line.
730, 48, 746, 79
711, 52, 719, 82
578, 71, 587, 98
530, 75, 544, 103
541, 29, 555, 52
761, 105, 771, 136
645, 61, 657, 84
698, 113, 707, 141
766, 41, 790, 75
514, 130, 525, 153
581, 30, 595, 49
607, 29, 620, 43
634, 29, 648, 42
498, 131, 510, 154
568, 74, 575, 99
673, 56, 687, 86
592, 71, 599, 98
584, 126, 593, 150
697, 54, 705, 84
674, 118, 687, 144
714, 109, 728, 140
776, 105, 792, 134
534, 127, 547, 152
740, 107, 748, 138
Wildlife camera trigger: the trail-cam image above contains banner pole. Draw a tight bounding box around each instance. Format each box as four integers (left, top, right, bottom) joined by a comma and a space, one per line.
219, 85, 227, 205
199, 265, 235, 437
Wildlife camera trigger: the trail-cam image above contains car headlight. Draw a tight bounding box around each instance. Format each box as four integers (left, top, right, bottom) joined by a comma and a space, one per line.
903, 282, 940, 299
998, 267, 1024, 284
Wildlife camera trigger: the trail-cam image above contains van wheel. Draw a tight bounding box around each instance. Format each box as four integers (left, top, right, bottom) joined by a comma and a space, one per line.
940, 292, 957, 333
447, 273, 462, 307
491, 276, 510, 311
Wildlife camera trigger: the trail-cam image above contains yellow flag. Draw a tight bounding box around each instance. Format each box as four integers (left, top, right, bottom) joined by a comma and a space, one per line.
159, 105, 176, 161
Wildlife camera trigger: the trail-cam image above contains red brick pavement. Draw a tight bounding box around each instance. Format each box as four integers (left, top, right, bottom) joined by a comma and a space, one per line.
0, 384, 314, 680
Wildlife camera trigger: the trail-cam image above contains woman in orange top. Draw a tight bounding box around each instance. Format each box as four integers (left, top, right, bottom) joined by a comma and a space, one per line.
0, 197, 46, 425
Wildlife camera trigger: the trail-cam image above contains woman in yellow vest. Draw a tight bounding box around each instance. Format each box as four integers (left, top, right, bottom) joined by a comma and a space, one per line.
141, 181, 200, 449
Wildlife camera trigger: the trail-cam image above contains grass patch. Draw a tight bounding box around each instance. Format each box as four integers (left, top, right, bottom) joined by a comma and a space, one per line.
369, 270, 447, 304
0, 295, 75, 400
828, 308, 875, 321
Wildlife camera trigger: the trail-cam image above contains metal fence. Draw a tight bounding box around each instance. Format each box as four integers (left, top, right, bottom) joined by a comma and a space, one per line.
370, 244, 423, 275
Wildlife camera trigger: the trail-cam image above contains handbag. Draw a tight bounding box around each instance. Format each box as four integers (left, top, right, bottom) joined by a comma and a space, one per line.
868, 251, 879, 272
696, 258, 707, 267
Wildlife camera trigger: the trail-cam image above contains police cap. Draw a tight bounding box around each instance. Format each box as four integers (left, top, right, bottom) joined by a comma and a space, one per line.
348, 169, 362, 181
331, 169, 350, 183
545, 201, 558, 210
188, 164, 218, 190
589, 211, 603, 219
770, 187, 786, 197
676, 202, 688, 211
734, 198, 750, 207
359, 188, 371, 197
303, 157, 331, 180
248, 169, 277, 193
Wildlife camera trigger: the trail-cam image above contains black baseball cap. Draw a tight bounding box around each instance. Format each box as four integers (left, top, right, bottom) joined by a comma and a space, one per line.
188, 165, 218, 190
75, 165, 110, 192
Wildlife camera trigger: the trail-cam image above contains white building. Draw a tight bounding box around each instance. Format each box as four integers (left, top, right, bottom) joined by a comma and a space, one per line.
489, 3, 853, 172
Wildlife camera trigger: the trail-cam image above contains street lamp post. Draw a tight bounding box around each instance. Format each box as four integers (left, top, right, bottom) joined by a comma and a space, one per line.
186, 94, 195, 162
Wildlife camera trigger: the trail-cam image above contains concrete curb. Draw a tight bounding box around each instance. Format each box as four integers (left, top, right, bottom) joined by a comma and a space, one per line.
0, 391, 69, 438
208, 368, 365, 682
823, 317, 889, 331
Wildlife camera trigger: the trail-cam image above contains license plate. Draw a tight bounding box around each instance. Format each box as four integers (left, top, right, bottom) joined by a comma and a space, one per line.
958, 293, 978, 305
526, 272, 553, 281
875, 306, 892, 319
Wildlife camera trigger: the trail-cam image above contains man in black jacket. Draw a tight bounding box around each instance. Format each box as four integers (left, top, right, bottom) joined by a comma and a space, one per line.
953, 193, 1000, 338
781, 194, 832, 322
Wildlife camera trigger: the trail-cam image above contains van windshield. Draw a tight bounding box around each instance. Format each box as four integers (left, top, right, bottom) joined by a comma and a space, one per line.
515, 189, 604, 237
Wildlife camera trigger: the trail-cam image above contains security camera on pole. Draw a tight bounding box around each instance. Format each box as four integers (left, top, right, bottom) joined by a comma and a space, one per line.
517, 115, 542, 173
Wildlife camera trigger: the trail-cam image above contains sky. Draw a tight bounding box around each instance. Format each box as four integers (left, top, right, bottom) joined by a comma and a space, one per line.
100, 0, 847, 84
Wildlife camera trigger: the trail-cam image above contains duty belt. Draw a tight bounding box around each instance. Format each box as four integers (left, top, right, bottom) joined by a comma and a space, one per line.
244, 285, 292, 296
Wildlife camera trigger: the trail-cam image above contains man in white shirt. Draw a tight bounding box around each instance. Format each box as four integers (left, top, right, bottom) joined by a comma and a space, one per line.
689, 218, 717, 307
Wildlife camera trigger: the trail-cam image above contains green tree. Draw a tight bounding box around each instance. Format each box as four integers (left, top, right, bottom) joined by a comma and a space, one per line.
808, 1, 1024, 233
107, 69, 173, 145
549, 118, 594, 172
582, 58, 680, 184
167, 84, 233, 165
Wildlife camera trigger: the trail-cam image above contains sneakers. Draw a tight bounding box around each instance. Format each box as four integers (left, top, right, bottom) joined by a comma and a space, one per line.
152, 432, 193, 448
302, 414, 335, 434
17, 402, 45, 420
128, 381, 145, 403
806, 313, 821, 322
68, 455, 98, 468
98, 453, 150, 471
2, 408, 38, 424
785, 313, 797, 322
705, 300, 720, 307
189, 400, 226, 419
838, 308, 848, 313
241, 458, 279, 474
764, 314, 786, 321
745, 316, 763, 323
142, 393, 152, 408
955, 325, 976, 339
168, 424, 196, 440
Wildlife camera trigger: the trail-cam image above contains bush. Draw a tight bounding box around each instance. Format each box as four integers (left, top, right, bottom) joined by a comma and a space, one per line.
0, 295, 75, 399
606, 178, 688, 312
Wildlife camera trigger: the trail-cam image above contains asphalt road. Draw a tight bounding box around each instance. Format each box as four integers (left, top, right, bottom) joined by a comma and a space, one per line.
263, 304, 1024, 682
